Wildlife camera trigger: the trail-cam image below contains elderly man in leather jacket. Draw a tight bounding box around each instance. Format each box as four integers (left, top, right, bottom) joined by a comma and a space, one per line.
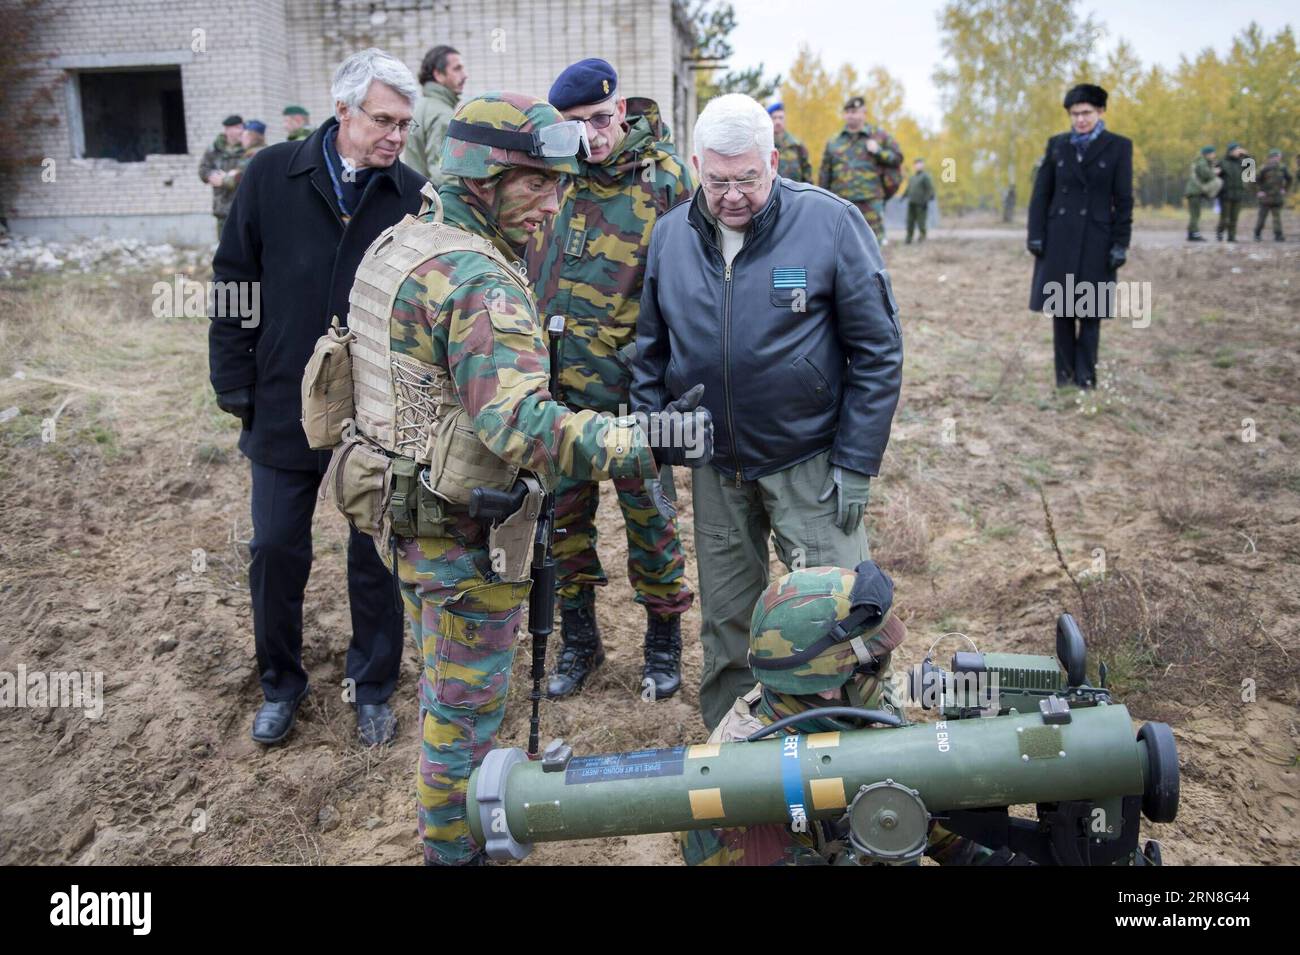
631, 93, 903, 730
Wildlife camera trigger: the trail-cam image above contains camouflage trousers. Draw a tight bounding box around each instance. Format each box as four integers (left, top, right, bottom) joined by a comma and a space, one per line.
553, 474, 693, 617
1217, 198, 1242, 240
396, 521, 531, 866
852, 199, 886, 241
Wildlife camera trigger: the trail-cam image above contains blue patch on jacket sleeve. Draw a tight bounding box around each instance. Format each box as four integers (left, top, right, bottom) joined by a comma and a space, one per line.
772, 267, 807, 289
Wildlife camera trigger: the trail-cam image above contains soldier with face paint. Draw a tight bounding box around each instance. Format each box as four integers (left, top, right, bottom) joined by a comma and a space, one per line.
341, 91, 713, 864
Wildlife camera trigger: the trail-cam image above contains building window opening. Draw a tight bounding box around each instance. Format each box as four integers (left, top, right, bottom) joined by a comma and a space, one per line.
78, 68, 186, 161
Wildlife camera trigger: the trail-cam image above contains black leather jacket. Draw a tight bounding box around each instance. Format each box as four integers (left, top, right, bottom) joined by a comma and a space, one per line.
630, 178, 902, 481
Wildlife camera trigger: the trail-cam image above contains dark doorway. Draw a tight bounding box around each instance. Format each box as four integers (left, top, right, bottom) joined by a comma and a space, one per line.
79, 68, 187, 161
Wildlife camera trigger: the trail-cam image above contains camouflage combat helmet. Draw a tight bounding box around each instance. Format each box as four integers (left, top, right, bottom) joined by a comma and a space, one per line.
442, 91, 585, 179
748, 561, 905, 696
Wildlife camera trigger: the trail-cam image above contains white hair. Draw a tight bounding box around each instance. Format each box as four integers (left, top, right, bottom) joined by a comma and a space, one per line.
693, 93, 774, 160
331, 48, 419, 110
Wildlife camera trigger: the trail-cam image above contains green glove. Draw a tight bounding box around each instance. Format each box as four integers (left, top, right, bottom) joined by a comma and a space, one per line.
817, 466, 871, 533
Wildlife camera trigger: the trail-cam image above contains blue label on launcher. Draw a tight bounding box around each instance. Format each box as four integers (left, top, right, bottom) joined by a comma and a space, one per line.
564, 746, 687, 784
781, 734, 807, 830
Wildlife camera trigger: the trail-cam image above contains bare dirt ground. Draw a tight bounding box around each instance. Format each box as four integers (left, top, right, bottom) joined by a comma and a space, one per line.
0, 226, 1296, 866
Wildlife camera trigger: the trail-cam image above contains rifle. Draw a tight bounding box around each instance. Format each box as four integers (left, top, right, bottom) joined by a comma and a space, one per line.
468, 315, 565, 758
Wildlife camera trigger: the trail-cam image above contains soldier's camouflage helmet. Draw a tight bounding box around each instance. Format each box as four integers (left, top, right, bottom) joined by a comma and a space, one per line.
748, 561, 905, 696
442, 91, 585, 179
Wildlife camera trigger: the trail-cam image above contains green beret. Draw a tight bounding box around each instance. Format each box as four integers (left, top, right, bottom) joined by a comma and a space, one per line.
1201, 145, 1215, 154
282, 105, 309, 117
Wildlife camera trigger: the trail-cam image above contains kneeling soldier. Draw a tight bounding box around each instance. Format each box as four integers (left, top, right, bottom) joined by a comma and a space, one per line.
678, 562, 995, 865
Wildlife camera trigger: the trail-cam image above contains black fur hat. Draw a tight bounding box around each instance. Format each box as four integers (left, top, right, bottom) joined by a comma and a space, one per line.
1063, 84, 1108, 110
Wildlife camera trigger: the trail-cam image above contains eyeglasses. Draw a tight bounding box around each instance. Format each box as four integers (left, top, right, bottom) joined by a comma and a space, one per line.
575, 111, 616, 130
702, 175, 766, 196
357, 105, 419, 134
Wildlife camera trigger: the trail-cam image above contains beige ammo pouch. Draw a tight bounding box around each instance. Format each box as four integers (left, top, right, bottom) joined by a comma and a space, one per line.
423, 407, 520, 507
321, 422, 393, 541
301, 316, 356, 450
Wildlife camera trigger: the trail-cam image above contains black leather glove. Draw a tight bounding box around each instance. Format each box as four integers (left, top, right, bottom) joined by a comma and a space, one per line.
1107, 245, 1127, 270
1026, 238, 1045, 257
646, 383, 713, 469
216, 387, 254, 429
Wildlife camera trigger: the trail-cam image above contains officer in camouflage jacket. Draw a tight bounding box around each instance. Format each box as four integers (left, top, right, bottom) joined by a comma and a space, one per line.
818, 96, 903, 242
526, 59, 698, 703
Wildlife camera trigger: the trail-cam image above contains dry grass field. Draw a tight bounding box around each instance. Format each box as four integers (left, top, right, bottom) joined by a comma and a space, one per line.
0, 228, 1295, 865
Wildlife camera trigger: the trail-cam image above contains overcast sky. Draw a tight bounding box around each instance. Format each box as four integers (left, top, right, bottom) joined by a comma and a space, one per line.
727, 0, 1298, 127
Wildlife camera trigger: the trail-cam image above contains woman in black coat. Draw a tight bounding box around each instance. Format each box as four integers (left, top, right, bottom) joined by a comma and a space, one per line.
1027, 83, 1133, 389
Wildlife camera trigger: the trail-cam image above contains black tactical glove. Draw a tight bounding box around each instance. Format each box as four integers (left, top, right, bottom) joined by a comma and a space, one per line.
1107, 245, 1127, 270
646, 383, 713, 469
1026, 238, 1045, 257
216, 387, 254, 429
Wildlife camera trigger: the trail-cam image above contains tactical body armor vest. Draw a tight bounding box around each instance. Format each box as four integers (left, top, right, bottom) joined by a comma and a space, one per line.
306, 183, 542, 561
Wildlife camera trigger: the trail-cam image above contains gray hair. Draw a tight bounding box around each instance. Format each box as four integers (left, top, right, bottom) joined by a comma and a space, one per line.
693, 93, 774, 160
331, 48, 419, 110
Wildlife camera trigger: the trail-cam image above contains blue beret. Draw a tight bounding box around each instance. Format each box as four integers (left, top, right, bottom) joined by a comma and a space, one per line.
767, 102, 784, 114
549, 58, 618, 111
244, 120, 266, 134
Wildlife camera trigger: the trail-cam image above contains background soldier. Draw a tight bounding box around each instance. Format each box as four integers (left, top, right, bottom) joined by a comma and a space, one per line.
1217, 141, 1251, 241
903, 157, 934, 243
198, 114, 244, 240
818, 95, 903, 243
526, 58, 697, 702
678, 563, 996, 865
368, 94, 710, 864
768, 102, 812, 182
1184, 145, 1220, 241
219, 120, 267, 195
1254, 148, 1291, 241
402, 44, 467, 184
282, 105, 313, 141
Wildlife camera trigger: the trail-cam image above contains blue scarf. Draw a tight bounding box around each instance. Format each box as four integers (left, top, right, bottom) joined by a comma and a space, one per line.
1069, 119, 1105, 160
322, 126, 375, 219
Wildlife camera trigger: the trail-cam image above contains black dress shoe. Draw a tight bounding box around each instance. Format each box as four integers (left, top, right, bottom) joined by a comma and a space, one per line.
356, 702, 397, 747
252, 688, 308, 745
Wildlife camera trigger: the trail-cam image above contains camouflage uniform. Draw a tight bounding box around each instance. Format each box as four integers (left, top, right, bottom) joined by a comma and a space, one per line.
1183, 152, 1220, 238
388, 94, 660, 864
526, 98, 696, 620
1217, 147, 1251, 241
198, 134, 245, 238
677, 565, 991, 866
1254, 153, 1291, 240
286, 126, 314, 142
774, 129, 812, 183
903, 168, 934, 243
818, 124, 903, 240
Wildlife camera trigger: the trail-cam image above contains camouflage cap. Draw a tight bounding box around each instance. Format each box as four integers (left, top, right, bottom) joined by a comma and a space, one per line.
442, 91, 583, 179
748, 563, 905, 695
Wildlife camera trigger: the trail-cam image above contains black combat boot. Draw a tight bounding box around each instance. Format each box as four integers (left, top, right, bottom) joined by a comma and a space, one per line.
641, 610, 682, 701
546, 595, 604, 699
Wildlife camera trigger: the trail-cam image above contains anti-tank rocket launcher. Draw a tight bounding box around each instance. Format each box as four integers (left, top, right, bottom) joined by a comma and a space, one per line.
467, 614, 1179, 865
